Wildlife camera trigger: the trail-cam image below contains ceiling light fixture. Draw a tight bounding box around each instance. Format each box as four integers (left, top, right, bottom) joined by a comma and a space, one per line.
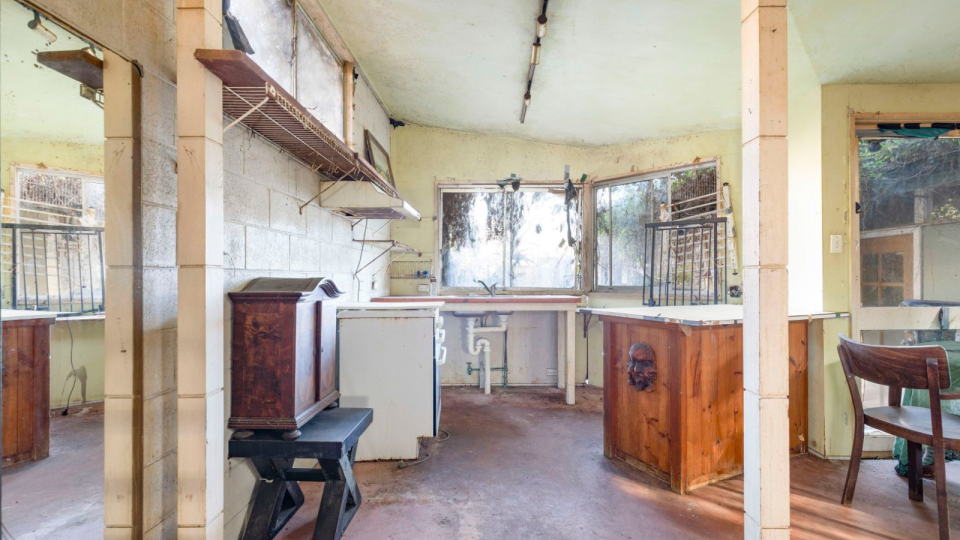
28, 10, 57, 45
520, 0, 549, 124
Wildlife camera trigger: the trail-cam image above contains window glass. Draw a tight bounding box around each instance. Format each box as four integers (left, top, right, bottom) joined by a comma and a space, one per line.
440, 191, 505, 288
508, 190, 576, 288
296, 8, 344, 136
440, 187, 579, 289
595, 186, 611, 287
858, 137, 960, 307
231, 0, 294, 91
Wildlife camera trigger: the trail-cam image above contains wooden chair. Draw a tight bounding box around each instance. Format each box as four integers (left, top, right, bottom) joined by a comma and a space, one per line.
838, 334, 960, 539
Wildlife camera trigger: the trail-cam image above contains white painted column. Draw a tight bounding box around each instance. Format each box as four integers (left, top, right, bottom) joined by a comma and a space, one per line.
741, 1, 790, 539
103, 51, 143, 540
176, 1, 225, 538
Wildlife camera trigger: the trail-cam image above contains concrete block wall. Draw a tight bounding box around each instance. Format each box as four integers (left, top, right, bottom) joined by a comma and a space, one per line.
220, 123, 393, 538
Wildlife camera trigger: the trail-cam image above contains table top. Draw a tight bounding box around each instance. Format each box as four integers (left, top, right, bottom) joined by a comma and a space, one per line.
582, 304, 849, 327
1, 309, 59, 322
228, 407, 373, 460
372, 295, 583, 304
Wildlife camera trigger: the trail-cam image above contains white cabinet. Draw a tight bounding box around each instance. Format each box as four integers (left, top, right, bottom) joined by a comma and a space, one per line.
337, 302, 445, 461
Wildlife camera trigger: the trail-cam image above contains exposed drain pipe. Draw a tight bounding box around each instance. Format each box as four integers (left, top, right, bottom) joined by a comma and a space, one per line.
466, 315, 508, 394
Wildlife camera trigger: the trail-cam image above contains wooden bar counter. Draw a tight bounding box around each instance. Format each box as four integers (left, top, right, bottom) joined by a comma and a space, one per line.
584, 305, 844, 494
2, 310, 57, 466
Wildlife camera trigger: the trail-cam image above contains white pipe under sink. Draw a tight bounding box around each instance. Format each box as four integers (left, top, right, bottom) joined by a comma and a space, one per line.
466, 314, 508, 394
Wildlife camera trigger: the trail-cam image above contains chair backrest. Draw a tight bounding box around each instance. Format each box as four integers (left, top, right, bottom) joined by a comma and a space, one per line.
838, 334, 950, 391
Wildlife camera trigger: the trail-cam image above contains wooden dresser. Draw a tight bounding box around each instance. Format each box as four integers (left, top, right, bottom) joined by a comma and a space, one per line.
2, 311, 56, 466
228, 277, 343, 436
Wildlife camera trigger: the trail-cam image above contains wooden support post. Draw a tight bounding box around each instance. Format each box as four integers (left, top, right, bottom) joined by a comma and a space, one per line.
343, 61, 355, 151
741, 1, 789, 538
176, 1, 225, 538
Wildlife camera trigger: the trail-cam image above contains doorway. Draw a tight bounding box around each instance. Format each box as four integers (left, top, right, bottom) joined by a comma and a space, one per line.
1, 1, 107, 537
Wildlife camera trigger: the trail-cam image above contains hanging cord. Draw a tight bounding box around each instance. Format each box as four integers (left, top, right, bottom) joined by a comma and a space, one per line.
60, 319, 77, 416
353, 220, 369, 301
398, 429, 450, 469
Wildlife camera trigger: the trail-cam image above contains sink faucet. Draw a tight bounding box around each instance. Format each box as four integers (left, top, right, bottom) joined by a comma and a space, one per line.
475, 279, 498, 297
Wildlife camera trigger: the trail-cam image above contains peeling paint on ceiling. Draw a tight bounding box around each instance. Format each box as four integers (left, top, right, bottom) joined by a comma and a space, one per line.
317, 0, 960, 147
790, 0, 960, 86
0, 0, 104, 144
317, 0, 742, 147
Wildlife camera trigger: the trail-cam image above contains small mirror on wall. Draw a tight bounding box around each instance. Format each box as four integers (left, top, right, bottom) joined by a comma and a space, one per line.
364, 129, 395, 190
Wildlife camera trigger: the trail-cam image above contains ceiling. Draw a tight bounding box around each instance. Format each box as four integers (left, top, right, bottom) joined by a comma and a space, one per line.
0, 0, 104, 144
318, 0, 960, 147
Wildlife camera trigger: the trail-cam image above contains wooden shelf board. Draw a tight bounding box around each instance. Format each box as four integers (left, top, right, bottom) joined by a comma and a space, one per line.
36, 50, 103, 89
194, 49, 398, 198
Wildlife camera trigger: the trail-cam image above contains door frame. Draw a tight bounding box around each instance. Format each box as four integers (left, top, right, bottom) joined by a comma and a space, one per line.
848, 113, 960, 338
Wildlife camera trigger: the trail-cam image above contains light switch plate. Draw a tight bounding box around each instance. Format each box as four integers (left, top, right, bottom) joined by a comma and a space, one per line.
830, 234, 843, 254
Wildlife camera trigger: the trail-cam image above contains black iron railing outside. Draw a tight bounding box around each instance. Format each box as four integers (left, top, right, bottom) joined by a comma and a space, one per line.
643, 218, 728, 307
2, 223, 105, 314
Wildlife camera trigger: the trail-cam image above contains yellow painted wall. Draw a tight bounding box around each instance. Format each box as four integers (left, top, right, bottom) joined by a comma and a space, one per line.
390, 125, 744, 386
50, 318, 105, 408
816, 83, 960, 458
0, 137, 105, 408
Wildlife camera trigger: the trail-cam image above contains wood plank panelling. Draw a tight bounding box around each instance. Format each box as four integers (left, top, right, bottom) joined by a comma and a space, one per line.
2, 318, 54, 466
601, 317, 807, 494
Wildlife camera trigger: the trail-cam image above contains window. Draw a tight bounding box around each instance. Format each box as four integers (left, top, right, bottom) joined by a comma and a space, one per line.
438, 184, 581, 290
228, 0, 344, 136
2, 165, 105, 313
8, 165, 104, 225
594, 163, 718, 291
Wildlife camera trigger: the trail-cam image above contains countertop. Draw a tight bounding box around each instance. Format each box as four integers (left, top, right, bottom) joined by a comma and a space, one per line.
1, 309, 59, 322
581, 304, 848, 327
372, 295, 583, 305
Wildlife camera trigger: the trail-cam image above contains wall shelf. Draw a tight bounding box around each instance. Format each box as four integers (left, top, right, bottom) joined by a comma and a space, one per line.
194, 49, 398, 198
353, 240, 422, 275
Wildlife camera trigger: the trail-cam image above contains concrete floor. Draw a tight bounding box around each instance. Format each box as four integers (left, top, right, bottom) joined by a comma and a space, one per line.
277, 386, 959, 540
3, 388, 959, 539
2, 402, 104, 540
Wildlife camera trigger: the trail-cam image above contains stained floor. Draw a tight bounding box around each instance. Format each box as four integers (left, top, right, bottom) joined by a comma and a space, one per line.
2, 402, 104, 540
276, 386, 959, 540
3, 389, 959, 539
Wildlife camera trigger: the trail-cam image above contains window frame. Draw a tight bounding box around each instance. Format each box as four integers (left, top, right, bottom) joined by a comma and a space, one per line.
590, 159, 721, 294
435, 180, 584, 295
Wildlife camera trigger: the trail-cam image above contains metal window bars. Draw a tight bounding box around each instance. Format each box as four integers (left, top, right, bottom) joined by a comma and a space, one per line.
2, 223, 105, 314
642, 218, 728, 307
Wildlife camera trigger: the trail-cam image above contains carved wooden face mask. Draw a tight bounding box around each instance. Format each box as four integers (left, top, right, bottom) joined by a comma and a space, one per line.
626, 342, 657, 392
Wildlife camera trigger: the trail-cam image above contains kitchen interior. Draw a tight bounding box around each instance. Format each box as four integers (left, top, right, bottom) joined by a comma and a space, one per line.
1, 0, 959, 539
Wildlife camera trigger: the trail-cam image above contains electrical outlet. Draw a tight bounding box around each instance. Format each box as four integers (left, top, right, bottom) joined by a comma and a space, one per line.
547, 368, 558, 376
830, 234, 843, 254
417, 284, 430, 293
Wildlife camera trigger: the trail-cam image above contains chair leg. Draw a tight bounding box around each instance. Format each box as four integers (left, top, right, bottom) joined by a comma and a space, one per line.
907, 440, 924, 502
932, 442, 951, 540
841, 420, 865, 505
